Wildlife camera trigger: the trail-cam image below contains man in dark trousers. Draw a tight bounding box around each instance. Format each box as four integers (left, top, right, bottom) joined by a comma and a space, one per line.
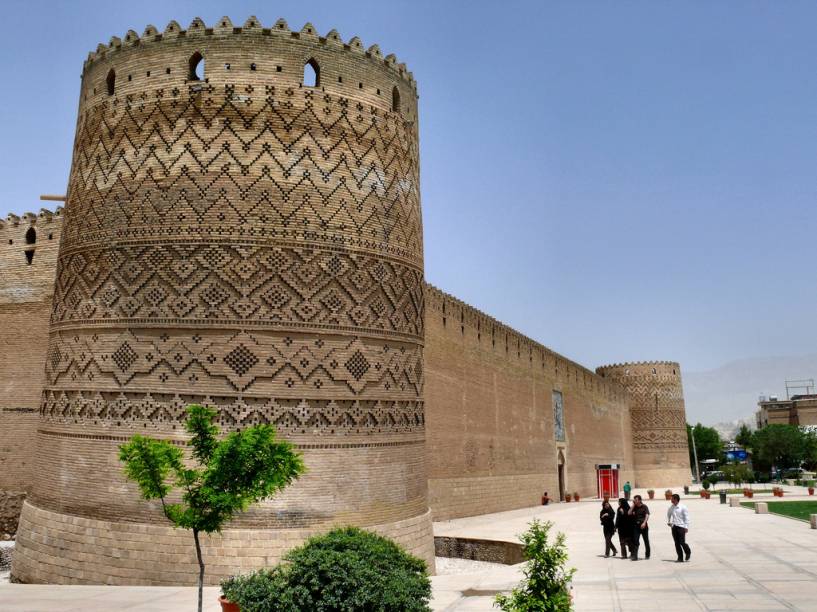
667, 493, 691, 562
629, 494, 650, 560
623, 481, 632, 500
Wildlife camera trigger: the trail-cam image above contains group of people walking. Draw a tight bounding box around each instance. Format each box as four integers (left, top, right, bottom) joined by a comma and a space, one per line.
600, 493, 691, 562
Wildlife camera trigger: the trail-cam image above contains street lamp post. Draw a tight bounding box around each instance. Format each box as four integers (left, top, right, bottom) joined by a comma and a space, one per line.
691, 428, 701, 484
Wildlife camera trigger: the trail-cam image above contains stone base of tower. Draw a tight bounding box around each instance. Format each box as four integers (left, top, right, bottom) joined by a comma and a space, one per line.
11, 502, 435, 585
633, 449, 692, 488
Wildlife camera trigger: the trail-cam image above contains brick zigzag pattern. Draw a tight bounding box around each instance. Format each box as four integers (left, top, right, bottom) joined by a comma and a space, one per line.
62, 86, 422, 264
45, 87, 423, 434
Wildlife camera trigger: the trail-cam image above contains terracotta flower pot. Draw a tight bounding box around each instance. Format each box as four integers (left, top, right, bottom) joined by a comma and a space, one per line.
747, 490, 753, 498
809, 488, 814, 496
565, 494, 572, 502
219, 597, 240, 612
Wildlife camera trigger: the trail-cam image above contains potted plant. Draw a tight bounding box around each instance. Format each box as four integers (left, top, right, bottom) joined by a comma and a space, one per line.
573, 491, 580, 502
664, 489, 672, 500
747, 489, 754, 498
808, 480, 815, 495
565, 493, 572, 502
647, 489, 655, 500
218, 589, 236, 612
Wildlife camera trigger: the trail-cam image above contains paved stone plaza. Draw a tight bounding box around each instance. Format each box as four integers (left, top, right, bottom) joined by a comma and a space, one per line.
2, 487, 817, 610
432, 486, 817, 610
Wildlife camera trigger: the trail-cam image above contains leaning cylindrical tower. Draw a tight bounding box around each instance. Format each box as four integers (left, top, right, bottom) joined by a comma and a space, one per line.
13, 16, 431, 585
595, 361, 691, 487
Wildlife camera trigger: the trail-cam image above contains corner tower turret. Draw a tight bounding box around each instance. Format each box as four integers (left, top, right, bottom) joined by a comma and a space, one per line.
13, 16, 430, 585
596, 361, 691, 487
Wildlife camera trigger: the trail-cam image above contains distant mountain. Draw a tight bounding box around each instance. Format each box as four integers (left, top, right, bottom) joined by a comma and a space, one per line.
683, 354, 817, 426
710, 418, 754, 441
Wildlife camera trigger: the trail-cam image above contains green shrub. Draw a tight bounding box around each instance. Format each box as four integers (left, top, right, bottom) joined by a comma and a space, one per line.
221, 569, 288, 612
807, 480, 816, 488
702, 481, 711, 490
495, 519, 575, 612
222, 527, 431, 612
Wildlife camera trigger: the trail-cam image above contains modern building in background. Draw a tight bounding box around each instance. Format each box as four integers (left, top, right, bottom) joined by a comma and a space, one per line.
756, 394, 817, 428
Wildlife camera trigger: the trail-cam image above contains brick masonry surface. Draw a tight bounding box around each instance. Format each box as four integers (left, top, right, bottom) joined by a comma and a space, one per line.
12, 502, 434, 585
2, 15, 691, 586
596, 362, 692, 487
0, 492, 26, 537
0, 208, 62, 535
424, 286, 636, 519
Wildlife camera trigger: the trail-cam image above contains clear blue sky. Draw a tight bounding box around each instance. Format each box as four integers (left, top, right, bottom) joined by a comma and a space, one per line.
2, 1, 816, 374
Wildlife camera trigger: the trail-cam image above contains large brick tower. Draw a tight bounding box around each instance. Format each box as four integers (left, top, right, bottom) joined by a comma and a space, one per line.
13, 16, 432, 584
596, 361, 691, 487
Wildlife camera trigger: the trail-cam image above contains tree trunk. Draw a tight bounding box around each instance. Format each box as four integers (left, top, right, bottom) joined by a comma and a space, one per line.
193, 528, 205, 612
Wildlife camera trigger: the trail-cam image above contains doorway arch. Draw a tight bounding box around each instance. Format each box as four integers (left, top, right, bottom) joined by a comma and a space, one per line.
557, 449, 566, 502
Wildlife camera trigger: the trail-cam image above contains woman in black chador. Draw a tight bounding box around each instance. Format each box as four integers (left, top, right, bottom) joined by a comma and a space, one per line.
600, 500, 618, 557
615, 498, 633, 559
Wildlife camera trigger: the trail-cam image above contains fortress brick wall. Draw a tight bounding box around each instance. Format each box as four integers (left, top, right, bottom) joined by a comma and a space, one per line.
12, 16, 432, 585
1, 15, 691, 586
0, 209, 63, 535
596, 362, 692, 487
424, 286, 635, 520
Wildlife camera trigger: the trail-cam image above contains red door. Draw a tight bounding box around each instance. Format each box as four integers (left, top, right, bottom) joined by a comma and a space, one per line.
596, 465, 620, 499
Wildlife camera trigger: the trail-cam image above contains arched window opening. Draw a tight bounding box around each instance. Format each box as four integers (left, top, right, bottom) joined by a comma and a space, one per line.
25, 227, 36, 244
392, 86, 401, 112
303, 58, 319, 87
188, 52, 204, 81
106, 69, 116, 96
25, 250, 34, 265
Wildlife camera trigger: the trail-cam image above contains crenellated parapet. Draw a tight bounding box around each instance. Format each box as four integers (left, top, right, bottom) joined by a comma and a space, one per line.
0, 207, 64, 304
425, 283, 627, 402
78, 16, 417, 123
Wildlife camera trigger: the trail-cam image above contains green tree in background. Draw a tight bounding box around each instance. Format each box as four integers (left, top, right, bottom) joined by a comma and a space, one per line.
751, 424, 807, 471
687, 423, 724, 469
119, 405, 306, 612
734, 424, 753, 449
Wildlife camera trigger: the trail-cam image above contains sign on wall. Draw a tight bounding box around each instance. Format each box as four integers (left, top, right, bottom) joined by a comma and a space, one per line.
553, 390, 565, 441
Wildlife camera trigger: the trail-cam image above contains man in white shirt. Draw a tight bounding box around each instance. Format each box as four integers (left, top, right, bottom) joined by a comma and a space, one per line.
666, 493, 691, 562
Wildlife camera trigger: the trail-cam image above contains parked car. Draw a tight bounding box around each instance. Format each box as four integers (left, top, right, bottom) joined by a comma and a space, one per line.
782, 467, 805, 479
703, 470, 725, 482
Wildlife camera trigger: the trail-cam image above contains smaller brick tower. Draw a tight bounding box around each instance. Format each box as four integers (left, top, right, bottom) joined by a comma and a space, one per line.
0, 207, 63, 535
596, 361, 691, 487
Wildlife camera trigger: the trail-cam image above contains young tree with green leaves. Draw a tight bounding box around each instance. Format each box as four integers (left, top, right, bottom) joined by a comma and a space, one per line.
119, 405, 306, 612
495, 519, 575, 612
722, 463, 752, 488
